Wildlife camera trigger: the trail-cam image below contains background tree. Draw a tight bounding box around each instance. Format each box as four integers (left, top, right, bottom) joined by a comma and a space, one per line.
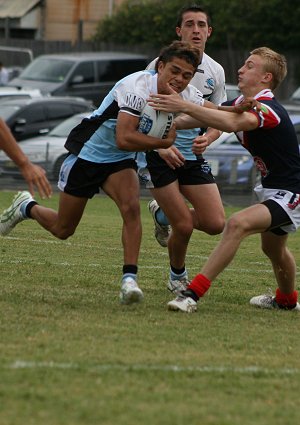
93, 0, 300, 52
93, 0, 300, 94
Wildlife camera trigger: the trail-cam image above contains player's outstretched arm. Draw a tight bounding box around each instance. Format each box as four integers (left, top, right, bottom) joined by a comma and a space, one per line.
0, 119, 52, 199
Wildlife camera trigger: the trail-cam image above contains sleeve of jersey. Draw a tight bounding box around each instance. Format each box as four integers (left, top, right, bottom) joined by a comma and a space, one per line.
248, 102, 280, 129
210, 68, 227, 104
115, 73, 148, 117
183, 85, 204, 106
146, 58, 157, 70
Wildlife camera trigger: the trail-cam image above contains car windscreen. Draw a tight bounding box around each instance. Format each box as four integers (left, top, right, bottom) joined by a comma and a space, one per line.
291, 87, 300, 101
20, 58, 74, 82
226, 88, 241, 101
49, 114, 86, 137
0, 105, 20, 120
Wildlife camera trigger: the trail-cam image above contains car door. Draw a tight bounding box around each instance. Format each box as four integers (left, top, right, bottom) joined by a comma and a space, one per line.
65, 61, 97, 102
10, 103, 49, 141
45, 101, 80, 131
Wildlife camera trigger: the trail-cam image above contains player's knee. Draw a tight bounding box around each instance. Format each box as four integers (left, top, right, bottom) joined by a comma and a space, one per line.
173, 219, 194, 238
204, 216, 225, 235
225, 213, 245, 237
120, 199, 140, 221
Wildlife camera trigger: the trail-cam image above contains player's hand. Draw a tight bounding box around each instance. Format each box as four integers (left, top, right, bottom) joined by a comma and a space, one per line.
19, 161, 52, 199
158, 146, 185, 169
235, 97, 262, 113
192, 135, 210, 155
148, 86, 187, 114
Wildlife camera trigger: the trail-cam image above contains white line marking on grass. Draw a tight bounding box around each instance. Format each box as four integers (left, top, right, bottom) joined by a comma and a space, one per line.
0, 258, 164, 269
2, 258, 300, 275
3, 237, 300, 274
6, 360, 300, 376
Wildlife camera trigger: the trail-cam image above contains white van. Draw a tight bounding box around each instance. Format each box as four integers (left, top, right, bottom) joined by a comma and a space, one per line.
8, 52, 149, 106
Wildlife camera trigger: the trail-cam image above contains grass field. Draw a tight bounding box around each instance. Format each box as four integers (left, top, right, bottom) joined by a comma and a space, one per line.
1, 191, 300, 425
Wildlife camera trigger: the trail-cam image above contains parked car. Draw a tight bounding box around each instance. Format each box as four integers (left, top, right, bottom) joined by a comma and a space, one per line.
0, 96, 94, 141
0, 86, 44, 101
7, 52, 149, 106
290, 87, 300, 103
0, 112, 89, 181
204, 114, 300, 189
225, 84, 241, 101
281, 101, 300, 114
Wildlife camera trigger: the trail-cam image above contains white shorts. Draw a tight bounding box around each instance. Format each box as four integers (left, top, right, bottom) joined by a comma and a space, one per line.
254, 184, 300, 233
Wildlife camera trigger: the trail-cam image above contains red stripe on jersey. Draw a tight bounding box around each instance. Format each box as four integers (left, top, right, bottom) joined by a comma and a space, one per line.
248, 102, 280, 129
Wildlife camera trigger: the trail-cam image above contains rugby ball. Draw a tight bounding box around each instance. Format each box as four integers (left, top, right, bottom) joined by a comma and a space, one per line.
138, 103, 174, 139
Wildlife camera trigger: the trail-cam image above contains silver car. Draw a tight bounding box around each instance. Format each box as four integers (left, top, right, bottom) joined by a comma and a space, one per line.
0, 112, 90, 181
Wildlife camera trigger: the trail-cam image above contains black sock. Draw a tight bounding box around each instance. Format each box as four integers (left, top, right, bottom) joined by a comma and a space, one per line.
170, 264, 186, 275
123, 264, 138, 275
183, 289, 199, 302
25, 201, 38, 218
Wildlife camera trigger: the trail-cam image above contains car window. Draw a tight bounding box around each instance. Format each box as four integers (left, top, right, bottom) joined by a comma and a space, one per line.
72, 104, 92, 113
294, 123, 300, 145
97, 59, 146, 82
96, 60, 112, 81
222, 133, 240, 145
46, 103, 75, 120
18, 105, 47, 123
117, 59, 147, 78
226, 88, 241, 101
0, 105, 20, 120
50, 115, 85, 137
71, 61, 95, 83
291, 87, 300, 101
20, 58, 74, 82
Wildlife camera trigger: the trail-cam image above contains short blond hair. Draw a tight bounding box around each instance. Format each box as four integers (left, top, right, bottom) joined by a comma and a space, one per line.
250, 47, 287, 90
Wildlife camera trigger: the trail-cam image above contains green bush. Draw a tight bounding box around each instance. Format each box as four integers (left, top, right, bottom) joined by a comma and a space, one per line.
93, 0, 300, 51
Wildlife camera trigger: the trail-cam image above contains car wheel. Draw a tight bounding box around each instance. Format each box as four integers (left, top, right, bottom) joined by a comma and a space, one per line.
52, 154, 68, 181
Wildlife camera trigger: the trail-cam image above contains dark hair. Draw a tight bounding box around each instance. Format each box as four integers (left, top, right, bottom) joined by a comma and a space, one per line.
155, 40, 201, 73
176, 4, 211, 28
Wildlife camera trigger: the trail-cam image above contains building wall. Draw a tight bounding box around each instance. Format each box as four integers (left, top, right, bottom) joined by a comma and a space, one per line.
44, 0, 126, 43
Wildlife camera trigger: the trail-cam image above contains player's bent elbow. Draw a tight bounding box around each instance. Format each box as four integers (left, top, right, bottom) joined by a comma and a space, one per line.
116, 138, 131, 151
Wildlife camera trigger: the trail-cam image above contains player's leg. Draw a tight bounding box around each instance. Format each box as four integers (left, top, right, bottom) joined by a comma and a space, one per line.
261, 232, 296, 294
152, 182, 194, 267
151, 181, 194, 293
168, 203, 272, 312
250, 231, 299, 310
180, 182, 225, 235
196, 203, 271, 282
0, 188, 87, 239
102, 167, 143, 304
250, 197, 300, 310
27, 155, 92, 239
103, 167, 141, 265
29, 192, 88, 239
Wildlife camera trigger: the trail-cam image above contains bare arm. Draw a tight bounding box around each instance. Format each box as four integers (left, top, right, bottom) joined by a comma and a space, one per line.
174, 113, 202, 130
115, 111, 176, 152
148, 94, 259, 133
0, 119, 52, 198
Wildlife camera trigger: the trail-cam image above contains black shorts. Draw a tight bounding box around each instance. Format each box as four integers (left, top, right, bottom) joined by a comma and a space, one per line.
263, 199, 292, 235
146, 150, 215, 188
58, 155, 137, 198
